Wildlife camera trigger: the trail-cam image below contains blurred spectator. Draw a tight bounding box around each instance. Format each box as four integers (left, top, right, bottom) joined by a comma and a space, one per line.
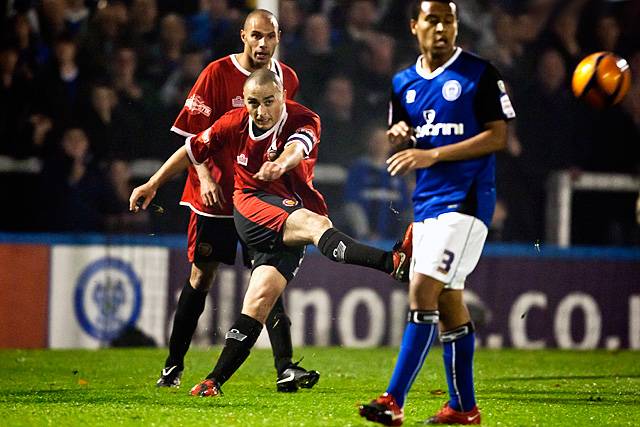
342, 0, 378, 43
108, 46, 154, 160
343, 126, 411, 240
5, 12, 50, 80
33, 33, 88, 129
540, 0, 589, 73
141, 13, 187, 87
38, 0, 67, 45
81, 82, 118, 163
111, 46, 143, 102
316, 75, 365, 167
40, 127, 124, 231
64, 0, 90, 38
279, 0, 304, 58
129, 0, 160, 81
594, 13, 621, 52
354, 33, 396, 121
187, 0, 243, 60
286, 13, 345, 105
0, 42, 45, 157
509, 47, 582, 241
78, 3, 128, 79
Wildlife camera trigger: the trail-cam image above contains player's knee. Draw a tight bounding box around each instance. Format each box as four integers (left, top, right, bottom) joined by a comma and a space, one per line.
305, 212, 332, 234
190, 262, 219, 291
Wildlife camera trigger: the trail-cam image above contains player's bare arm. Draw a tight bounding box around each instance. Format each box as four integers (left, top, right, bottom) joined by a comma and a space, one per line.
194, 162, 226, 209
386, 120, 507, 176
129, 146, 191, 211
253, 141, 305, 181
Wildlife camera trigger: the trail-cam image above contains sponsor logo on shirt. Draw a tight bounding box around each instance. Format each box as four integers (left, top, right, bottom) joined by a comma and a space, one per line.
185, 94, 212, 117
415, 109, 464, 137
232, 96, 244, 108
500, 94, 516, 119
237, 153, 248, 166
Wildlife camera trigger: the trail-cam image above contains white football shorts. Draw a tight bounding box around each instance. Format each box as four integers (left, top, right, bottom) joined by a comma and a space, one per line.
410, 212, 488, 289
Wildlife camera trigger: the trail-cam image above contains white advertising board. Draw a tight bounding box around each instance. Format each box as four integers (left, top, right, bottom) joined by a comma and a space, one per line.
49, 245, 169, 348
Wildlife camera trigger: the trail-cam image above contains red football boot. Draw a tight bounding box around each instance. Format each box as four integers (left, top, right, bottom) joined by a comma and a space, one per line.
425, 402, 481, 425
391, 223, 413, 282
189, 379, 222, 397
359, 392, 404, 426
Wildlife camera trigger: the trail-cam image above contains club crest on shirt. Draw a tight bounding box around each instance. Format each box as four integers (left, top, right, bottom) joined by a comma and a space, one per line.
185, 94, 212, 117
282, 199, 298, 207
231, 96, 244, 108
237, 153, 248, 166
442, 80, 462, 101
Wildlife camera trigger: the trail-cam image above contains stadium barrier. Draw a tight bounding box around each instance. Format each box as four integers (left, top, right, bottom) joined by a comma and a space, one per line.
546, 170, 640, 247
0, 234, 638, 350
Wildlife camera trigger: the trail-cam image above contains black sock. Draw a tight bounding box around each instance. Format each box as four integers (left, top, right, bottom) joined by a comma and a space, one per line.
317, 228, 393, 273
207, 314, 263, 385
165, 279, 208, 369
266, 296, 293, 375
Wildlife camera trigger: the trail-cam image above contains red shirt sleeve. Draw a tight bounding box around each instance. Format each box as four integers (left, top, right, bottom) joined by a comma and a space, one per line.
172, 64, 217, 136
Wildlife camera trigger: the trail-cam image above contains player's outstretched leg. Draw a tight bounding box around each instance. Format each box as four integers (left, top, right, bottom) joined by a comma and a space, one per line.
390, 223, 413, 282
157, 277, 209, 387
266, 297, 320, 392
316, 226, 411, 281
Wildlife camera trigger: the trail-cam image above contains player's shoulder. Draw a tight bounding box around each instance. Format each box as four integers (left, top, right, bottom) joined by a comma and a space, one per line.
202, 55, 234, 75
278, 60, 297, 76
392, 60, 418, 82
457, 49, 500, 75
392, 59, 420, 91
286, 99, 319, 121
217, 106, 248, 127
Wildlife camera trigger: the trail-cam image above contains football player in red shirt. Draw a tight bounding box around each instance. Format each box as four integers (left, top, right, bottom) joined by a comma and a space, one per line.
160, 9, 314, 392
130, 69, 411, 397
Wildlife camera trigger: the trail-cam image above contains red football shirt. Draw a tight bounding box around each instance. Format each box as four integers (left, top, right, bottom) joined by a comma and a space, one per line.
172, 55, 300, 216
186, 100, 328, 217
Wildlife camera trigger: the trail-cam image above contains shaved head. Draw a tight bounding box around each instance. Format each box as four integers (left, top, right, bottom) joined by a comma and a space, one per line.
244, 9, 279, 31
244, 68, 283, 92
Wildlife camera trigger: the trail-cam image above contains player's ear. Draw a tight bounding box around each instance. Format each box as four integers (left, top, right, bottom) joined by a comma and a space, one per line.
410, 19, 418, 35
240, 28, 246, 43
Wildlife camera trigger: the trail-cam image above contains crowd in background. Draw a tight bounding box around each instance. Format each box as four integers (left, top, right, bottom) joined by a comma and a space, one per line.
1, 0, 639, 245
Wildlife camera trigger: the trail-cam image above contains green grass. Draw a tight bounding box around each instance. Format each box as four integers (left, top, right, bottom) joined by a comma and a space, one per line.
1, 347, 638, 426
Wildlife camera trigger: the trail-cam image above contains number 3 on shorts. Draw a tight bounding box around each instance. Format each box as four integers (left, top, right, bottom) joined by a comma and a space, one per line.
437, 249, 455, 274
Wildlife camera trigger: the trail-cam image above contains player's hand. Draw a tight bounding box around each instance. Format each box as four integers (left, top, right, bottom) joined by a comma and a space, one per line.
386, 148, 438, 176
199, 176, 226, 209
387, 121, 415, 149
129, 182, 157, 212
254, 161, 285, 181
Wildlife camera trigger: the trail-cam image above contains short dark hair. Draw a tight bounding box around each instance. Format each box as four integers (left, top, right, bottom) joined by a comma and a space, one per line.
411, 0, 457, 20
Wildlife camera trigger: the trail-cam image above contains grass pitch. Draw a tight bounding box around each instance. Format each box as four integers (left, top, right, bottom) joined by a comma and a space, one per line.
1, 347, 638, 426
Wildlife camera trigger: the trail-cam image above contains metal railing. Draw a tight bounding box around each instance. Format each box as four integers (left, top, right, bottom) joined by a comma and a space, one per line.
546, 170, 640, 247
